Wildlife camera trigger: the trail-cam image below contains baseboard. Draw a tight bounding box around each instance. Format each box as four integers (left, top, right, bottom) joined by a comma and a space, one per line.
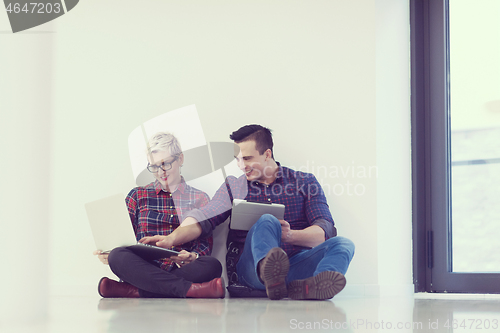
338, 284, 415, 298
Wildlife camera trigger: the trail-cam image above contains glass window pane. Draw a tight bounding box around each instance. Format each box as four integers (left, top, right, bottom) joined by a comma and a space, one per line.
450, 0, 500, 272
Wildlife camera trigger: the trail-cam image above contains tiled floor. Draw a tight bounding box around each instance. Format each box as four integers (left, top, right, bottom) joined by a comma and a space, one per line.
4, 293, 500, 333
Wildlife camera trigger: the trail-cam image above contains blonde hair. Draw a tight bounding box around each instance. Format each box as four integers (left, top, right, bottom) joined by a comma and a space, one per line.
146, 132, 182, 157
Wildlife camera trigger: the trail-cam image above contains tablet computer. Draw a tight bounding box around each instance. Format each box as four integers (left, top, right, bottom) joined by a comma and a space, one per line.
230, 199, 285, 231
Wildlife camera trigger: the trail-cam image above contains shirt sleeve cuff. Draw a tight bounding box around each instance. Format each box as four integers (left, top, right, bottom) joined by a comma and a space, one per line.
312, 218, 337, 239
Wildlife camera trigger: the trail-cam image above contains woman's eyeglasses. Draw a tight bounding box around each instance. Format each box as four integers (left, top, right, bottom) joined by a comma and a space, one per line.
147, 157, 178, 173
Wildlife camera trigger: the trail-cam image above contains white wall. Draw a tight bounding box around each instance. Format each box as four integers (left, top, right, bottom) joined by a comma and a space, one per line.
375, 0, 413, 297
0, 0, 412, 299
0, 23, 54, 325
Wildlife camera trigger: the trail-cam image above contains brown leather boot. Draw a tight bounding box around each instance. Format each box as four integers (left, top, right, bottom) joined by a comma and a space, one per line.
98, 277, 140, 298
186, 277, 225, 298
288, 271, 346, 300
258, 247, 289, 300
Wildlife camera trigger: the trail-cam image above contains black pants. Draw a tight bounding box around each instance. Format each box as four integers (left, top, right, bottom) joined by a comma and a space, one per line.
108, 247, 223, 298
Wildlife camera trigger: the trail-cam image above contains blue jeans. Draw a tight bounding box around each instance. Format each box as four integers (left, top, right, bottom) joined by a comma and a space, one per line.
236, 214, 355, 290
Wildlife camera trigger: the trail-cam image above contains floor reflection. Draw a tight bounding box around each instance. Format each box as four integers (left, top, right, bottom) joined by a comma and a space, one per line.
7, 294, 500, 333
95, 296, 500, 333
98, 297, 350, 333
413, 299, 500, 332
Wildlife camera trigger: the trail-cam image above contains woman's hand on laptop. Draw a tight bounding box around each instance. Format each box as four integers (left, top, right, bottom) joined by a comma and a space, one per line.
139, 235, 173, 248
93, 250, 109, 265
171, 250, 198, 267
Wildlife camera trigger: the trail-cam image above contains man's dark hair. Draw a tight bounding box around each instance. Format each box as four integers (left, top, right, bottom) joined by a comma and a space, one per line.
230, 124, 274, 158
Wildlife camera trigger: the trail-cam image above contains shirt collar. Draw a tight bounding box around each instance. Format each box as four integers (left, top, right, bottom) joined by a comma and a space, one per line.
154, 177, 187, 195
248, 162, 284, 186
275, 162, 284, 183
261, 162, 284, 184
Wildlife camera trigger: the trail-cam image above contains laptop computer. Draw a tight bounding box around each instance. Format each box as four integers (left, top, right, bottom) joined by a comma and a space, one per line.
230, 199, 286, 230
85, 193, 179, 260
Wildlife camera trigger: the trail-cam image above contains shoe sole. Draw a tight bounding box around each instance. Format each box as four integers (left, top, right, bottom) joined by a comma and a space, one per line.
260, 248, 289, 300
288, 271, 346, 300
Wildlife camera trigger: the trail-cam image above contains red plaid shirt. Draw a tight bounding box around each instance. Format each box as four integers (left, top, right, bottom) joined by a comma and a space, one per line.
126, 178, 211, 271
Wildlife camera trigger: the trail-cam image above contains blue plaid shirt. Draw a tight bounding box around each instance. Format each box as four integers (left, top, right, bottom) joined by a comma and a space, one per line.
186, 164, 337, 257
126, 178, 211, 271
